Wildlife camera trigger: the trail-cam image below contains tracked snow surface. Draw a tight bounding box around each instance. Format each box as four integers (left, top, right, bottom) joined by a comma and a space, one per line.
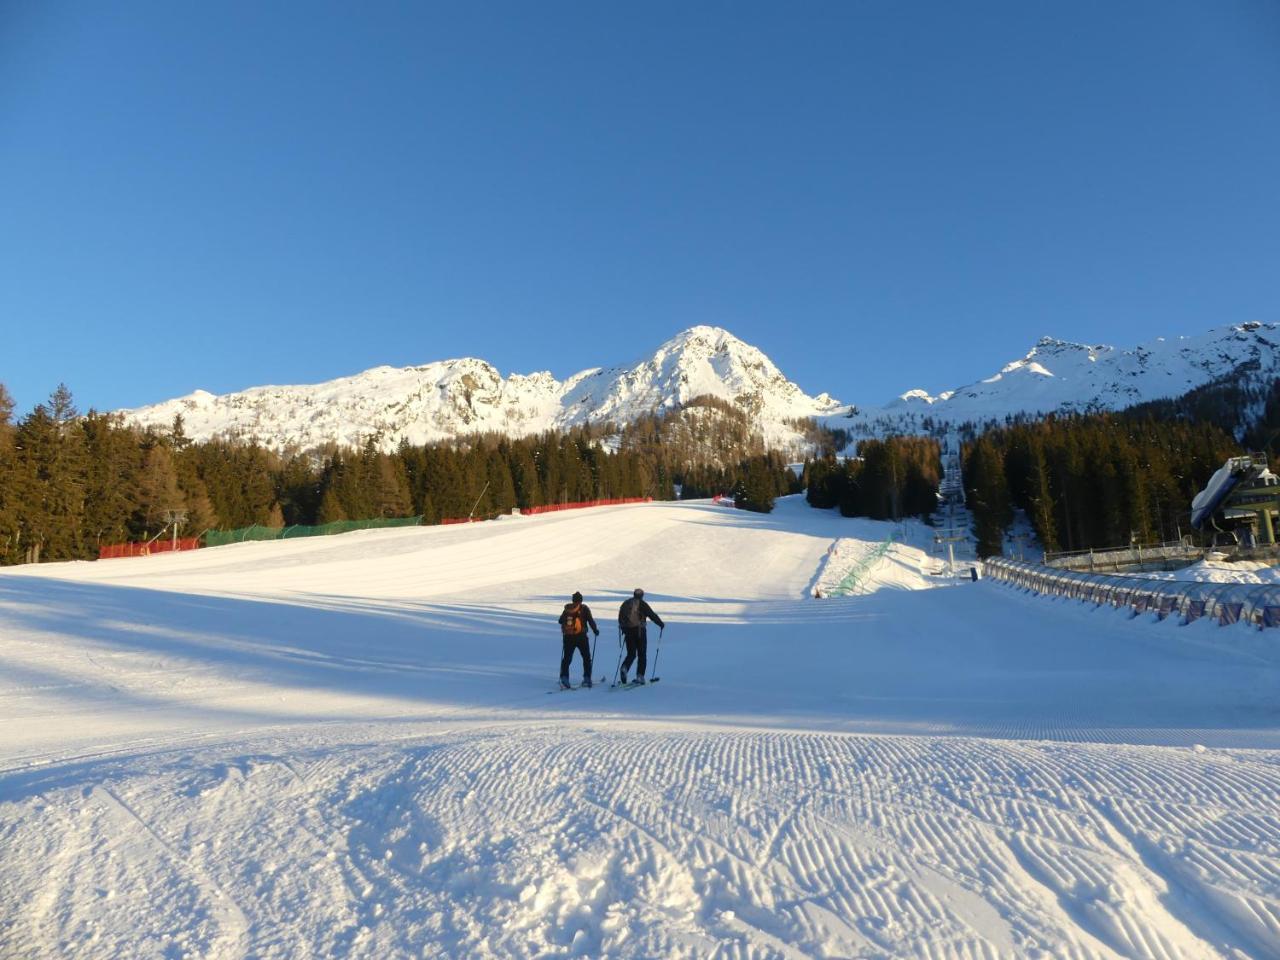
2, 498, 1280, 959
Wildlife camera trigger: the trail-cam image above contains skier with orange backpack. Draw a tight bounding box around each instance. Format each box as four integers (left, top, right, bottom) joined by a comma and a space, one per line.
557, 591, 600, 689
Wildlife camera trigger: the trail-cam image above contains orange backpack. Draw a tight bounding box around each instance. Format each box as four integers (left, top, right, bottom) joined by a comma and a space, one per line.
562, 603, 585, 636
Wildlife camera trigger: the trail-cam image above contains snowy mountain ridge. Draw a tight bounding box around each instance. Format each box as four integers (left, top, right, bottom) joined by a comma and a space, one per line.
119, 321, 1278, 450
120, 326, 843, 451
857, 320, 1278, 430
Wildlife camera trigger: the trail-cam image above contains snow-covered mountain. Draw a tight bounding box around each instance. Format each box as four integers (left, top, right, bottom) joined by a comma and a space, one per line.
836, 321, 1279, 435
119, 321, 1276, 451
119, 326, 843, 451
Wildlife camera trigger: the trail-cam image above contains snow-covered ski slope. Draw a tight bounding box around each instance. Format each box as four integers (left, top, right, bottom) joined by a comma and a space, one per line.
2, 498, 1279, 959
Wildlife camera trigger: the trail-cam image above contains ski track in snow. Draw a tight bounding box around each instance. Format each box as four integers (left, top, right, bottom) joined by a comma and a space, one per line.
5, 729, 1280, 959
2, 498, 1279, 959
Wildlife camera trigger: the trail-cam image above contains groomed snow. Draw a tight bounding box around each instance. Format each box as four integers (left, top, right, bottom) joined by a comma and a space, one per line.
1132, 559, 1280, 585
2, 498, 1279, 958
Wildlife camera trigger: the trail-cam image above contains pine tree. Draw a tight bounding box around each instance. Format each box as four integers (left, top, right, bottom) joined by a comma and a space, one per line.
373, 454, 412, 517
134, 440, 184, 538
81, 412, 141, 550
0, 384, 17, 563
317, 485, 348, 524
1026, 434, 1058, 553
734, 458, 776, 513
965, 437, 1012, 557
13, 387, 90, 561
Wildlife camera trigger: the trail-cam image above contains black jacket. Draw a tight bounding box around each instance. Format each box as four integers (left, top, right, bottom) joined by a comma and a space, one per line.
559, 602, 599, 637
618, 597, 664, 631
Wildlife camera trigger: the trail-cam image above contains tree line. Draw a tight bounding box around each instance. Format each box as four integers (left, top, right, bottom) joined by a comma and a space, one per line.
962, 414, 1241, 557
0, 384, 797, 565
797, 414, 1248, 562
801, 437, 942, 520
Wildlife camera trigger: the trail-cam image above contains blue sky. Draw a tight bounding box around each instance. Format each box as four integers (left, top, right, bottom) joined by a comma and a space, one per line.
2, 1, 1278, 416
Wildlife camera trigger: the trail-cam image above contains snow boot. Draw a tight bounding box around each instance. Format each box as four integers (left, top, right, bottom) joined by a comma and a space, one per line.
560, 678, 572, 690
634, 677, 646, 685
619, 671, 627, 685
581, 678, 593, 688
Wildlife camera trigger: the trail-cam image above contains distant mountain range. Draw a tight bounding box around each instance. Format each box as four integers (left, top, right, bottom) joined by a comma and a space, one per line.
840, 320, 1279, 436
120, 326, 842, 451
120, 322, 1278, 451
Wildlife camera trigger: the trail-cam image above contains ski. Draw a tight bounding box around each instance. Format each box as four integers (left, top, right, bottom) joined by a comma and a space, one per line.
608, 678, 661, 691
547, 676, 606, 694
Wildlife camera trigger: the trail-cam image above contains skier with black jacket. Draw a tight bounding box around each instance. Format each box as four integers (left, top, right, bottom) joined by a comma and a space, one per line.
617, 588, 664, 685
558, 591, 599, 689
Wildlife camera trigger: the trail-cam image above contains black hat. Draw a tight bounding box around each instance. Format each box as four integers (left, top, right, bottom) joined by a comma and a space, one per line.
572, 591, 583, 603
633, 588, 644, 597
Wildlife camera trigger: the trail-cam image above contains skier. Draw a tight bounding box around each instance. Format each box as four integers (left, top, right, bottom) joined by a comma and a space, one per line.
558, 591, 599, 689
617, 588, 664, 685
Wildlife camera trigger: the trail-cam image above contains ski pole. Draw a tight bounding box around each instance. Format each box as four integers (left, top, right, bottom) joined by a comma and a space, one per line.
651, 625, 664, 682
591, 631, 599, 682
613, 627, 624, 685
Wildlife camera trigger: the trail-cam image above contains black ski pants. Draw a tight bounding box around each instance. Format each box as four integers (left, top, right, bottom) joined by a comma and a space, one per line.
560, 633, 591, 681
621, 626, 647, 679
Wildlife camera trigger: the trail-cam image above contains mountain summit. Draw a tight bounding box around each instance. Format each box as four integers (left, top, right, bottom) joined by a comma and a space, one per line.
872, 321, 1278, 426
120, 326, 842, 451
119, 321, 1277, 451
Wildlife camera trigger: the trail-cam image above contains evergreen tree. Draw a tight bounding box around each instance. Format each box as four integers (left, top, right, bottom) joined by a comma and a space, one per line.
134, 440, 184, 537
0, 384, 17, 563
965, 436, 1012, 557
734, 458, 776, 513
372, 454, 412, 517
12, 387, 90, 561
317, 484, 348, 524
1025, 434, 1058, 553
81, 412, 140, 550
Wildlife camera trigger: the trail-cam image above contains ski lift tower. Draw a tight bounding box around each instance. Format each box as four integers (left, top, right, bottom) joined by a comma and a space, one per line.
934, 431, 967, 575
163, 509, 188, 549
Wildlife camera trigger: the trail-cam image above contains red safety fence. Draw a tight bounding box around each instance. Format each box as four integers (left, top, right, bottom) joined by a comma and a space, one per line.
440, 497, 655, 525
99, 537, 202, 560
521, 497, 651, 516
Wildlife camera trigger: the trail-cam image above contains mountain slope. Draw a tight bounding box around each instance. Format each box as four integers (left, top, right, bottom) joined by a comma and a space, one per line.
118, 321, 1277, 452
860, 321, 1279, 429
120, 326, 841, 451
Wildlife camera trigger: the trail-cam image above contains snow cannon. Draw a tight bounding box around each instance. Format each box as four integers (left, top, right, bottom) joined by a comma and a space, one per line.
1190, 453, 1279, 544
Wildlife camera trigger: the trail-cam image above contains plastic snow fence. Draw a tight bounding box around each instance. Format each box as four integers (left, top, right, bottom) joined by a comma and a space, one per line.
984, 557, 1280, 629
204, 515, 422, 547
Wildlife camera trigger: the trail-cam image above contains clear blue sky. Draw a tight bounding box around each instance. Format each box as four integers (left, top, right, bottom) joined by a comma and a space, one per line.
2, 0, 1278, 416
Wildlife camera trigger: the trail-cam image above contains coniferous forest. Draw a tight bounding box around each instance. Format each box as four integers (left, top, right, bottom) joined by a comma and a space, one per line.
961, 414, 1242, 557
0, 378, 1262, 566
801, 413, 1250, 561
0, 384, 798, 566
802, 437, 943, 522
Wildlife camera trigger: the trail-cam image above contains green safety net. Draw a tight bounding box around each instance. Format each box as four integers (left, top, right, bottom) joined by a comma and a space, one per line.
827, 533, 896, 597
204, 515, 422, 547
